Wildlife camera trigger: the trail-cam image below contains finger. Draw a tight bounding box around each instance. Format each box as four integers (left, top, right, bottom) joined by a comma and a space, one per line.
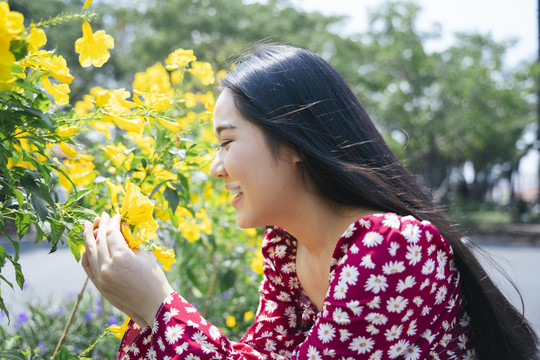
83, 220, 100, 278
93, 216, 100, 229
81, 249, 95, 281
96, 213, 112, 262
107, 214, 130, 253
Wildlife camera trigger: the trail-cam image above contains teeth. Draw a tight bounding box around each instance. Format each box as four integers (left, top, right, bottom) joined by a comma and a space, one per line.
229, 187, 244, 196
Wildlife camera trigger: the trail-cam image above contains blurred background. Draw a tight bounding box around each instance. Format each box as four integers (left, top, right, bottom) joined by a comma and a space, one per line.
2, 0, 539, 355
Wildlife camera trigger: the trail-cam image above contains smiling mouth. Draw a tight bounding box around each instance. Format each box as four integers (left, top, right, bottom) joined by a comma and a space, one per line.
228, 187, 244, 197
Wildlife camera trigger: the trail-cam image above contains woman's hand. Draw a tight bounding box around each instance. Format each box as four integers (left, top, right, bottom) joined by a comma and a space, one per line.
81, 212, 173, 327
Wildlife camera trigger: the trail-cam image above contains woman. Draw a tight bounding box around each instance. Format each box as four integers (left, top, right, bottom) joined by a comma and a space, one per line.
82, 45, 539, 359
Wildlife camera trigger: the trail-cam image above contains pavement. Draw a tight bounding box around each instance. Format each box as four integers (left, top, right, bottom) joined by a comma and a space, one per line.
1, 235, 540, 340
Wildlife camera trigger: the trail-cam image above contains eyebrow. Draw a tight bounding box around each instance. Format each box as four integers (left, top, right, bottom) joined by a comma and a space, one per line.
215, 124, 236, 136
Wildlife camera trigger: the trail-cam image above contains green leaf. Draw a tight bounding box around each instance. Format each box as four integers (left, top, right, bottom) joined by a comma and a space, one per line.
218, 268, 237, 293
12, 188, 25, 209
15, 212, 32, 239
164, 186, 180, 213
0, 245, 6, 269
9, 39, 28, 61
67, 237, 82, 262
0, 212, 4, 232
0, 295, 11, 324
30, 194, 49, 221
0, 349, 26, 359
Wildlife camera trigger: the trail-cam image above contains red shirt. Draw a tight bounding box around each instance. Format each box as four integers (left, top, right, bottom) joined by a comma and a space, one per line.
118, 213, 475, 359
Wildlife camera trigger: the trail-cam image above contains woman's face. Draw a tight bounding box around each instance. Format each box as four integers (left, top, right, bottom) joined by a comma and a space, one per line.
210, 90, 304, 229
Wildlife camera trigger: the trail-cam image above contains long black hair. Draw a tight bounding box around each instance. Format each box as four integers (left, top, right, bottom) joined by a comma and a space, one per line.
221, 44, 539, 360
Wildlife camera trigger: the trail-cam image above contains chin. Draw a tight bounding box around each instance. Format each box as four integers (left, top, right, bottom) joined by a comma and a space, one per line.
235, 213, 265, 230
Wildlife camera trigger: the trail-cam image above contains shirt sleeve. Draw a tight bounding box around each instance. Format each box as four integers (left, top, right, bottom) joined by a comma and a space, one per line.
117, 228, 311, 360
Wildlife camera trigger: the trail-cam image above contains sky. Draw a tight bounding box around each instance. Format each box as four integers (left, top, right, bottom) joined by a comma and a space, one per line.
295, 0, 537, 68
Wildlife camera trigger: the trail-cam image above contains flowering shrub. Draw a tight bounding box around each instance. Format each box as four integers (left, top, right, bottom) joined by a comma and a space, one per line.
0, 1, 261, 357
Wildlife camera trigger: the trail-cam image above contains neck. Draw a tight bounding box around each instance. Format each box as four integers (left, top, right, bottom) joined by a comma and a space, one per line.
277, 193, 374, 256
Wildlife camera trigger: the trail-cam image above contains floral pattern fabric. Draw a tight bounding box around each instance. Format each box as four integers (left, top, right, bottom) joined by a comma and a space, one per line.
117, 213, 476, 360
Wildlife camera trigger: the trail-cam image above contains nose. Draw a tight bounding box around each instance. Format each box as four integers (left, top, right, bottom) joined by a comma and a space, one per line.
210, 150, 227, 178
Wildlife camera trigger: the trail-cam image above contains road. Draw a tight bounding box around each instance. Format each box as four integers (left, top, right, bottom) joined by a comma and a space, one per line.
1, 237, 539, 339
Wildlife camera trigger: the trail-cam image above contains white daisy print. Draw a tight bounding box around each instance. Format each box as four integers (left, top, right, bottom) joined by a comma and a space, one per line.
339, 265, 359, 285
342, 223, 357, 238
333, 308, 351, 324
307, 345, 322, 360
427, 244, 436, 255
349, 336, 374, 354
396, 275, 417, 293
382, 213, 401, 229
281, 262, 295, 274
382, 260, 405, 275
407, 319, 418, 336
401, 308, 414, 322
349, 244, 359, 254
388, 242, 400, 256
364, 274, 388, 294
146, 348, 157, 360
208, 325, 221, 340
386, 296, 409, 313
421, 259, 436, 275
384, 324, 403, 341
274, 244, 287, 258
366, 324, 379, 335
317, 323, 336, 344
339, 328, 352, 342
388, 339, 410, 359
369, 350, 384, 360
405, 244, 422, 266
435, 285, 448, 305
403, 344, 421, 360
367, 296, 381, 309
157, 337, 165, 351
333, 282, 349, 299
323, 348, 336, 357
402, 223, 422, 243
363, 231, 384, 247
437, 249, 448, 266
163, 308, 180, 323
360, 254, 376, 269
425, 230, 433, 242
421, 305, 432, 316
175, 343, 188, 355
265, 338, 277, 351
422, 329, 436, 343
346, 300, 363, 316
185, 355, 200, 360
359, 218, 372, 228
364, 312, 388, 325
264, 300, 278, 313
165, 324, 184, 345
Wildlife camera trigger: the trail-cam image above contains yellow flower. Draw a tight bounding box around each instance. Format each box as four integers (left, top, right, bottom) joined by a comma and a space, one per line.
89, 121, 113, 139
74, 21, 114, 68
27, 26, 47, 53
244, 228, 257, 237
188, 61, 215, 85
57, 154, 96, 190
165, 48, 196, 70
151, 246, 176, 271
199, 91, 215, 112
154, 115, 182, 132
75, 94, 95, 117
217, 69, 228, 81
251, 249, 264, 275
133, 62, 172, 97
57, 125, 78, 137
41, 76, 70, 106
58, 142, 77, 158
126, 131, 155, 155
133, 91, 170, 112
103, 113, 145, 134
183, 92, 197, 108
107, 316, 130, 339
0, 2, 24, 38
0, 39, 16, 90
170, 69, 184, 84
225, 316, 236, 328
108, 180, 159, 249
28, 50, 74, 84
103, 143, 133, 169
244, 311, 255, 321
83, 0, 93, 10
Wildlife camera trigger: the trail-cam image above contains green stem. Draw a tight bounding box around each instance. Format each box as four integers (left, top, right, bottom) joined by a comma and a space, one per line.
78, 328, 111, 358
52, 276, 89, 357
28, 11, 98, 30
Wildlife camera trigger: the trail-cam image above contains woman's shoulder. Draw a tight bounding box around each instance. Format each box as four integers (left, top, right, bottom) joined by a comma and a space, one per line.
335, 212, 451, 260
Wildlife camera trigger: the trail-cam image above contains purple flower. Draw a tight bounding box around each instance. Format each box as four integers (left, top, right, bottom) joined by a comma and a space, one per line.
22, 282, 29, 291
220, 289, 232, 299
55, 306, 66, 317
17, 312, 28, 324
0, 310, 6, 320
108, 316, 118, 325
84, 310, 93, 321
38, 342, 49, 354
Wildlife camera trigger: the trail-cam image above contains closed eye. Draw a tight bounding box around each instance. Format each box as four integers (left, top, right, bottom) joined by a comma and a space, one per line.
218, 140, 232, 149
